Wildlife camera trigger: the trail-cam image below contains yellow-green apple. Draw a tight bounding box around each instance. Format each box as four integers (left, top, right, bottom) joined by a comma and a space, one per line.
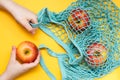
16, 41, 38, 63
67, 8, 90, 31
85, 43, 107, 67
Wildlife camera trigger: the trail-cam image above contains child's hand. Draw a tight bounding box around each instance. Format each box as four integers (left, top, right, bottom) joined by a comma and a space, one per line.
0, 46, 40, 80
0, 0, 38, 34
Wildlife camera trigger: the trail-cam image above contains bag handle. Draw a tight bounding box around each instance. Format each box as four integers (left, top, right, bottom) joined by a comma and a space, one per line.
39, 44, 66, 80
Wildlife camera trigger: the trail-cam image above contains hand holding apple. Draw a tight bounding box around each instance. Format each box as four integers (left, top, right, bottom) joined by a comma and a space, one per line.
0, 46, 40, 80
16, 41, 39, 63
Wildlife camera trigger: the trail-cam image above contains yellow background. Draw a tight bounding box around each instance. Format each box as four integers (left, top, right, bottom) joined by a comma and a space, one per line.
0, 0, 120, 80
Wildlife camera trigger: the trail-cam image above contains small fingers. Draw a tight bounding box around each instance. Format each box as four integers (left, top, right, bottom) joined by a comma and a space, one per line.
33, 52, 40, 66
20, 19, 37, 34
30, 16, 38, 24
29, 53, 40, 67
28, 16, 38, 34
29, 16, 38, 34
23, 52, 40, 69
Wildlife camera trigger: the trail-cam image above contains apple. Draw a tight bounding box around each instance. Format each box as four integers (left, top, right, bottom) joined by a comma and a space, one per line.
16, 41, 38, 63
67, 8, 90, 31
85, 43, 107, 67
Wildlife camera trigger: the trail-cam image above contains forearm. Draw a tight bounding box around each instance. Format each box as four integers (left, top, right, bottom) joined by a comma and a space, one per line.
0, 0, 12, 9
0, 0, 17, 15
0, 72, 14, 80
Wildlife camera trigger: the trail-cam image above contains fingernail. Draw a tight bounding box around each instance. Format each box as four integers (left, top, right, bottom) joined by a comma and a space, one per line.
12, 46, 16, 50
12, 46, 14, 50
32, 32, 35, 34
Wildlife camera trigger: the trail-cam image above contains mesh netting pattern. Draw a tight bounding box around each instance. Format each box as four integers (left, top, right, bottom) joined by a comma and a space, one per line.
32, 0, 120, 80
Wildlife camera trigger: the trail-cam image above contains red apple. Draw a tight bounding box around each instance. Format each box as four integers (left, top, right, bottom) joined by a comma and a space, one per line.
86, 43, 107, 67
67, 8, 90, 31
16, 41, 38, 63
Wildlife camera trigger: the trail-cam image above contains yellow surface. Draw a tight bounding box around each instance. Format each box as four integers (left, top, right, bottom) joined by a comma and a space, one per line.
0, 0, 120, 80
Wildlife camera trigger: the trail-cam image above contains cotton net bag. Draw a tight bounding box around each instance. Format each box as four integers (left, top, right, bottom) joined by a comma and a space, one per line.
32, 0, 120, 80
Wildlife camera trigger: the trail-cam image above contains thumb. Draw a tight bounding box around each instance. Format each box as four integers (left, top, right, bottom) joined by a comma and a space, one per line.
10, 46, 16, 62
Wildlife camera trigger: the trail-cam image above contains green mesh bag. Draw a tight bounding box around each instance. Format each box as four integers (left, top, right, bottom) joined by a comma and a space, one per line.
31, 0, 120, 80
